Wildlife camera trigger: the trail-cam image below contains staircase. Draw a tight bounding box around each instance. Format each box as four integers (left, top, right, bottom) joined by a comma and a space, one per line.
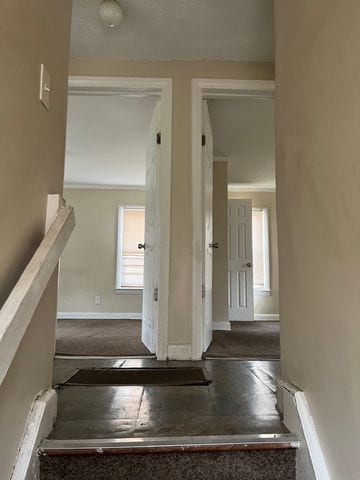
39, 434, 298, 480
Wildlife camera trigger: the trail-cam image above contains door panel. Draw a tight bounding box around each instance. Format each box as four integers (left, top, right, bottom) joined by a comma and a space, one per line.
202, 100, 213, 351
228, 199, 254, 321
142, 101, 161, 353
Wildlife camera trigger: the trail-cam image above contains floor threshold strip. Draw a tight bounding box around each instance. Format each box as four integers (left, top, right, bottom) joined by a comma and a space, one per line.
39, 434, 299, 456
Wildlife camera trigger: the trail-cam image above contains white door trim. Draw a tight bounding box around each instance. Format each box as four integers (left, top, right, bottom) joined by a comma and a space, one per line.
191, 79, 275, 360
68, 76, 172, 360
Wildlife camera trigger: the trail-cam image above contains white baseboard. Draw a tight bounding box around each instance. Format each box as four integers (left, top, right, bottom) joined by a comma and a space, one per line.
12, 389, 57, 480
254, 314, 280, 321
167, 344, 192, 360
57, 312, 142, 320
212, 321, 231, 331
278, 381, 330, 480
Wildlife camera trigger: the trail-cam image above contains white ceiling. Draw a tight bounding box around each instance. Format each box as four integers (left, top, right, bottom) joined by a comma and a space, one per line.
64, 95, 157, 187
70, 0, 274, 61
65, 95, 275, 190
208, 97, 275, 189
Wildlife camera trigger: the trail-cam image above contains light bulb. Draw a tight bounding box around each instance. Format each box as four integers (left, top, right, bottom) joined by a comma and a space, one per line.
98, 0, 124, 29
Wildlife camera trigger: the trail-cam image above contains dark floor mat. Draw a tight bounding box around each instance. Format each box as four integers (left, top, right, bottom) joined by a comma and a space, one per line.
205, 321, 280, 359
63, 367, 211, 386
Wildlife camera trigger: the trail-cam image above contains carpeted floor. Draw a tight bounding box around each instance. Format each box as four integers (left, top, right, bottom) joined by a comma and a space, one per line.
56, 319, 151, 357
56, 320, 279, 359
204, 321, 280, 359
40, 449, 296, 480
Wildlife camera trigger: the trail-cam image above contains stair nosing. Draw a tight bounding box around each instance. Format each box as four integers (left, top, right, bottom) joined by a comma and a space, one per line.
39, 433, 299, 456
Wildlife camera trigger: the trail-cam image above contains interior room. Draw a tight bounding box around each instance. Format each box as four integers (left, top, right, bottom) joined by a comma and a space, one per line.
56, 92, 158, 357
202, 96, 279, 359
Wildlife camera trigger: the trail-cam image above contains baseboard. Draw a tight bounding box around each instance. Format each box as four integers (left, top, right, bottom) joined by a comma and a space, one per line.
12, 389, 57, 480
278, 381, 330, 480
57, 312, 142, 320
254, 314, 280, 321
167, 344, 192, 360
212, 321, 231, 331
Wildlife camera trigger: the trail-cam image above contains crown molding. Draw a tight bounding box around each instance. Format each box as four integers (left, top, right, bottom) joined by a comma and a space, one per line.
64, 184, 146, 190
214, 156, 230, 162
228, 184, 276, 193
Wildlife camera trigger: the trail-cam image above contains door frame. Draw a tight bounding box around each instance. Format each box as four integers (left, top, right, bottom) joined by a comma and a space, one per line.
68, 76, 173, 360
191, 79, 275, 360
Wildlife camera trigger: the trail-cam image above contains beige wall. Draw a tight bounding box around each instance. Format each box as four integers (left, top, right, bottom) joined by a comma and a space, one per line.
212, 162, 229, 323
228, 191, 279, 315
59, 188, 145, 314
70, 59, 274, 344
275, 2, 360, 479
0, 1, 72, 478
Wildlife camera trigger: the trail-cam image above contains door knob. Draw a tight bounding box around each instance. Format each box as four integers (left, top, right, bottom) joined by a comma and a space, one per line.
138, 243, 145, 250
209, 243, 219, 249
246, 262, 252, 267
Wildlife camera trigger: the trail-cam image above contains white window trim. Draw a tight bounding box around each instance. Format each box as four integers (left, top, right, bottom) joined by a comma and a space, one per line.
252, 207, 271, 295
115, 205, 145, 291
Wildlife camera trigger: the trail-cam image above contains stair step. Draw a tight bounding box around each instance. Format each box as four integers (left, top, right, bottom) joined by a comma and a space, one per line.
39, 434, 298, 480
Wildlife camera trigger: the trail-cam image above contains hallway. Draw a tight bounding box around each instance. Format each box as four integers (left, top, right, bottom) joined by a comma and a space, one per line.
49, 358, 287, 439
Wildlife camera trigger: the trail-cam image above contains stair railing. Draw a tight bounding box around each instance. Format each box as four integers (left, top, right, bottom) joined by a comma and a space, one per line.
0, 204, 75, 386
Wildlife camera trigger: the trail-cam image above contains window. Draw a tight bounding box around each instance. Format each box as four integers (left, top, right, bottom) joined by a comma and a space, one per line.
116, 206, 145, 290
252, 208, 270, 295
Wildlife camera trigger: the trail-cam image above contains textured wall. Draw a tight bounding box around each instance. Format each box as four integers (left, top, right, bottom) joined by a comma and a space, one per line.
275, 1, 360, 478
70, 59, 275, 345
0, 1, 72, 478
58, 188, 145, 314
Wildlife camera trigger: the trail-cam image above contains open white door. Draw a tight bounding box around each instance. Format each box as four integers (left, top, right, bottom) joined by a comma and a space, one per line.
141, 101, 161, 353
228, 199, 254, 321
202, 100, 214, 351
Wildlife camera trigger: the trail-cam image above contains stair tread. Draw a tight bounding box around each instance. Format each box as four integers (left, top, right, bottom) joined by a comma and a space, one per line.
40, 446, 296, 480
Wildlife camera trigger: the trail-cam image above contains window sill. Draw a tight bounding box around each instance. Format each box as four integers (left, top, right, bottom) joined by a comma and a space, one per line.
254, 288, 272, 297
115, 288, 143, 295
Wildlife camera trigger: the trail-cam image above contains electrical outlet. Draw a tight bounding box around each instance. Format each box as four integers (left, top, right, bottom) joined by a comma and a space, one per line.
95, 295, 101, 305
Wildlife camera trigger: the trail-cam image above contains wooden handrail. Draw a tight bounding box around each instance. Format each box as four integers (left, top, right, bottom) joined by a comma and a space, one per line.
0, 206, 75, 386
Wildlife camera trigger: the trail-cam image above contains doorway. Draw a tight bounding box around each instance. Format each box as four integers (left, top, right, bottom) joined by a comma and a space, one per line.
56, 77, 172, 360
191, 79, 277, 359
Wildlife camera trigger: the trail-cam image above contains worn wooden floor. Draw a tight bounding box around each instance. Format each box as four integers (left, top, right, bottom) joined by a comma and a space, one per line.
49, 358, 288, 439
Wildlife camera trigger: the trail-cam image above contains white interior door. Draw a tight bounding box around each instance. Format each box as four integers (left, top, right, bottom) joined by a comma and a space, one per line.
228, 199, 254, 321
202, 100, 214, 351
141, 101, 161, 353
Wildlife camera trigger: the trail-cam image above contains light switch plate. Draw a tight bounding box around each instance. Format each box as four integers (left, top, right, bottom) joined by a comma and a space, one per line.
39, 64, 50, 110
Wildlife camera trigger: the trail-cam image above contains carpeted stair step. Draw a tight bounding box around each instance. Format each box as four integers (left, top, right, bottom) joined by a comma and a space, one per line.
39, 434, 298, 480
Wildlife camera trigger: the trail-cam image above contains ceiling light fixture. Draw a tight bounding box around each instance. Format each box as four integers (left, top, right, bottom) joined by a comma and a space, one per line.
98, 0, 124, 29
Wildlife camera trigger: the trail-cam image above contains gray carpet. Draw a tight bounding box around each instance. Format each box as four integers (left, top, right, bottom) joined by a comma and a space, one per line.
40, 449, 296, 480
56, 319, 151, 357
205, 321, 280, 359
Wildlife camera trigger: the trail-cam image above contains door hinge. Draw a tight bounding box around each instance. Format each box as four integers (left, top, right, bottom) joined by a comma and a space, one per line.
157, 132, 161, 145
202, 134, 206, 146
153, 287, 159, 302
201, 284, 205, 298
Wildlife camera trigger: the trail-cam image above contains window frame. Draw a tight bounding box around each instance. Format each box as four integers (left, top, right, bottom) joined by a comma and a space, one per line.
115, 205, 145, 294
252, 207, 271, 296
